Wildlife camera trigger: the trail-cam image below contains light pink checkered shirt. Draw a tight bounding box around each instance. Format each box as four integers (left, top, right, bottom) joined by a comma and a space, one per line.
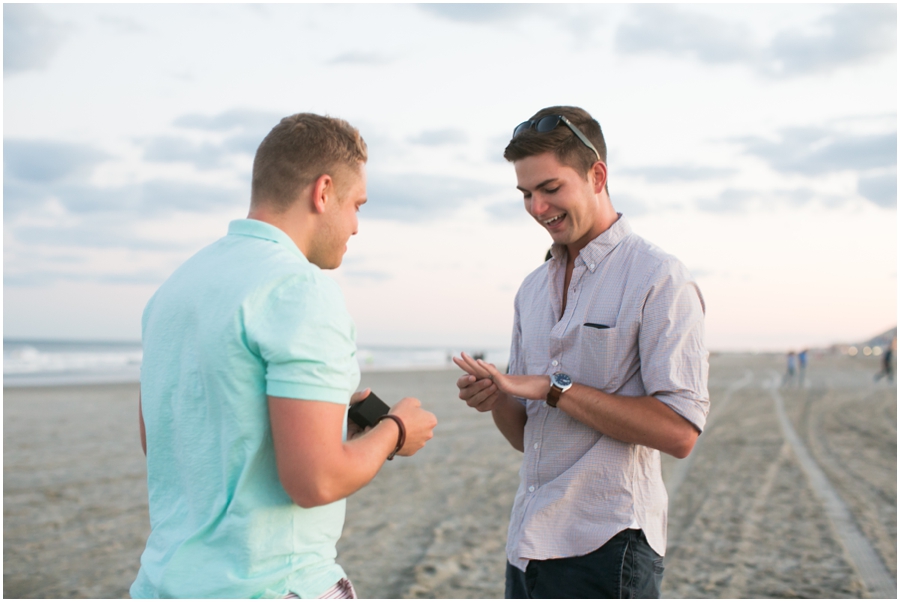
506, 214, 709, 571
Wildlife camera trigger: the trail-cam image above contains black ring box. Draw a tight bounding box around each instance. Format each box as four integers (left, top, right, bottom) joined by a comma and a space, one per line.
348, 392, 390, 428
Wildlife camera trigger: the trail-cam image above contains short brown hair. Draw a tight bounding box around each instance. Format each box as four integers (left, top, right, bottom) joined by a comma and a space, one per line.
503, 106, 606, 178
251, 113, 367, 211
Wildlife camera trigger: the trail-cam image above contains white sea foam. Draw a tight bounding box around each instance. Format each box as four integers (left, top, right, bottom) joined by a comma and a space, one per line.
3, 340, 509, 387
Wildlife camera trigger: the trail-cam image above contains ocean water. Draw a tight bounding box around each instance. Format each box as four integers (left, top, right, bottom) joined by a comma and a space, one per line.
2, 339, 509, 387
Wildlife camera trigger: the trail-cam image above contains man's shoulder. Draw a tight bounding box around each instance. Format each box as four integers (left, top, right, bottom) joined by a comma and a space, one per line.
146, 233, 326, 317
617, 231, 694, 287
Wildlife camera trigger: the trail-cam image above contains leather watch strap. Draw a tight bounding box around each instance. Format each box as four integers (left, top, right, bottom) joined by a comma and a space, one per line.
547, 385, 562, 408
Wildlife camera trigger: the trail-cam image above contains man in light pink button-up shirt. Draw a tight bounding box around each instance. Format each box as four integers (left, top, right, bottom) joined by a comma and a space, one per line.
455, 106, 709, 599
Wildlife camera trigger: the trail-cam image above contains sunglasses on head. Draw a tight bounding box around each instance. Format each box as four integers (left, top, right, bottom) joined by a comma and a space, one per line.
512, 115, 601, 162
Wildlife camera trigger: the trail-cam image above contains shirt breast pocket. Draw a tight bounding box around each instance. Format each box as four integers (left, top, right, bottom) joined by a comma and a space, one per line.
577, 325, 631, 393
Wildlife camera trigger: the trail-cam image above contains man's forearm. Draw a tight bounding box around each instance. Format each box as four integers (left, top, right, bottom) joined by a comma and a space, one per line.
491, 393, 527, 452
324, 420, 403, 501
556, 385, 699, 458
269, 396, 404, 509
280, 418, 400, 508
464, 357, 699, 458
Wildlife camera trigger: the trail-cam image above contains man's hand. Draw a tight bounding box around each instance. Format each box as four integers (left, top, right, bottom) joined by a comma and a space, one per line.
453, 351, 502, 412
453, 352, 528, 451
386, 397, 437, 456
454, 352, 551, 403
347, 389, 436, 455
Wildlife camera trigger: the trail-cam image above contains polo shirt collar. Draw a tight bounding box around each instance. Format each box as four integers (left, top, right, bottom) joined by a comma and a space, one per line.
549, 213, 632, 272
227, 219, 308, 262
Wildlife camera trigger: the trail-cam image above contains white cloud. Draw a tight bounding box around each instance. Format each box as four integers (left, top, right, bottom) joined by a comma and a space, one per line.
3, 4, 69, 74
615, 4, 896, 78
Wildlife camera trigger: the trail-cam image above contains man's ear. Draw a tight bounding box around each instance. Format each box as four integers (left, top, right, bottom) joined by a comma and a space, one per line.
590, 161, 608, 195
311, 174, 334, 214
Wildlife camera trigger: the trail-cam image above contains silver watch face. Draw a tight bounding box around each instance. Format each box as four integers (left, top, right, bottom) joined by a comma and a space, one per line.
552, 372, 572, 389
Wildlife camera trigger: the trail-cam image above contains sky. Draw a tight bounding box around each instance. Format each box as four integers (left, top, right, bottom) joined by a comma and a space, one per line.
3, 3, 897, 352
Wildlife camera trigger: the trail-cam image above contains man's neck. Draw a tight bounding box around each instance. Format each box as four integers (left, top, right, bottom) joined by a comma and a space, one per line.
565, 208, 619, 261
247, 205, 313, 258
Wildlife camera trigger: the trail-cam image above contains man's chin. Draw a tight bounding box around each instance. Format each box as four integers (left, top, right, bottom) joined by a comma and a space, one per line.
327, 252, 346, 270
548, 232, 571, 246
309, 255, 342, 270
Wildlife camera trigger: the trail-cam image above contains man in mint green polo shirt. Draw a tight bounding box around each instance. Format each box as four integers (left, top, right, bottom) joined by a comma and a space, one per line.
132, 113, 437, 599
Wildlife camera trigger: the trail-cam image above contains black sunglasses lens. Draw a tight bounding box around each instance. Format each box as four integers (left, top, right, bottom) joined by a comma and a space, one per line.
513, 121, 532, 138
535, 116, 562, 133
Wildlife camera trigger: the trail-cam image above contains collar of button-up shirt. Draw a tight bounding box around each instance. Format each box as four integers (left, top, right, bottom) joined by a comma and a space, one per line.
547, 213, 631, 320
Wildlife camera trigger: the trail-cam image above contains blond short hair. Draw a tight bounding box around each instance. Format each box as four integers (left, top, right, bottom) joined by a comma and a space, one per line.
251, 113, 367, 211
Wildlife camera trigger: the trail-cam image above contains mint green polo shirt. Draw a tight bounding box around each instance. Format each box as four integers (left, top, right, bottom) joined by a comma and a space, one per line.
131, 219, 361, 599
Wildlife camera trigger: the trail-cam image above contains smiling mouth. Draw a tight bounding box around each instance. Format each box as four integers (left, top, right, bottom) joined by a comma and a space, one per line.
543, 213, 566, 227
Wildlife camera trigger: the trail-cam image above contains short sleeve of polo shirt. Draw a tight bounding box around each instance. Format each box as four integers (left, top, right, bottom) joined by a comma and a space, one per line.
638, 258, 710, 432
244, 272, 358, 405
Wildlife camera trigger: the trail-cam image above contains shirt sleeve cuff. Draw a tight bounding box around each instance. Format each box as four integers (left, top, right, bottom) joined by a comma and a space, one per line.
655, 393, 708, 433
266, 380, 350, 404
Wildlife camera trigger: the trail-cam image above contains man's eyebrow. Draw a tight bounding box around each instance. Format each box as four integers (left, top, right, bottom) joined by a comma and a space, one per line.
517, 178, 559, 193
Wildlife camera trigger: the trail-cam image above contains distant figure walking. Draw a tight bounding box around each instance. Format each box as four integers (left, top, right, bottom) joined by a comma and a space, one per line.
798, 349, 808, 385
783, 351, 797, 386
874, 336, 896, 383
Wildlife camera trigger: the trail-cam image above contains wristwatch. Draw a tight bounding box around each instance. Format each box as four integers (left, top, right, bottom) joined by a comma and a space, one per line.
546, 372, 573, 408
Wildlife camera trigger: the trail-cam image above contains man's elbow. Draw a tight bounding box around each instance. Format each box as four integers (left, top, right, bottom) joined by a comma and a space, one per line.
668, 427, 700, 459
292, 492, 330, 509
282, 476, 341, 509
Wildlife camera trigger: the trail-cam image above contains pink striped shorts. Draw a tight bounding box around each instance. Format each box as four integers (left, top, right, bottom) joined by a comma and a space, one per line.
284, 577, 357, 599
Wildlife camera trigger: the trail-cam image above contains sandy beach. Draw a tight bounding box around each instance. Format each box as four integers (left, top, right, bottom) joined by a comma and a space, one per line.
3, 353, 896, 598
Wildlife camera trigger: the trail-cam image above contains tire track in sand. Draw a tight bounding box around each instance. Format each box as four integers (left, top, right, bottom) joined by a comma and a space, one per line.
666, 369, 753, 503
718, 441, 792, 598
767, 372, 896, 599
803, 381, 897, 578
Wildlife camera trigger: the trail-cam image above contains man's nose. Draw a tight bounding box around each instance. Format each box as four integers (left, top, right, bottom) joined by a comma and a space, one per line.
530, 194, 550, 216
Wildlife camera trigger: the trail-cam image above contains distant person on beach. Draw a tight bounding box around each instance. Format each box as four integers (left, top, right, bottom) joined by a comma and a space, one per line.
798, 349, 808, 383
784, 350, 797, 386
132, 114, 437, 599
874, 336, 896, 382
454, 106, 709, 599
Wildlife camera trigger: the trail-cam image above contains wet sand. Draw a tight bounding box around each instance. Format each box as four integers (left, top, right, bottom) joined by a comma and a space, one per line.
3, 354, 896, 598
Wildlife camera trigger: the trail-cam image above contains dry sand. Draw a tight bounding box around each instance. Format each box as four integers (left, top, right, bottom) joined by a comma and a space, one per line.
3, 353, 896, 598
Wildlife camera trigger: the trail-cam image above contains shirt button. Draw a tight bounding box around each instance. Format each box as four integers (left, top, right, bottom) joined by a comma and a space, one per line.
542, 401, 548, 408
552, 360, 558, 367
533, 442, 539, 450
528, 485, 535, 493
590, 263, 595, 270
